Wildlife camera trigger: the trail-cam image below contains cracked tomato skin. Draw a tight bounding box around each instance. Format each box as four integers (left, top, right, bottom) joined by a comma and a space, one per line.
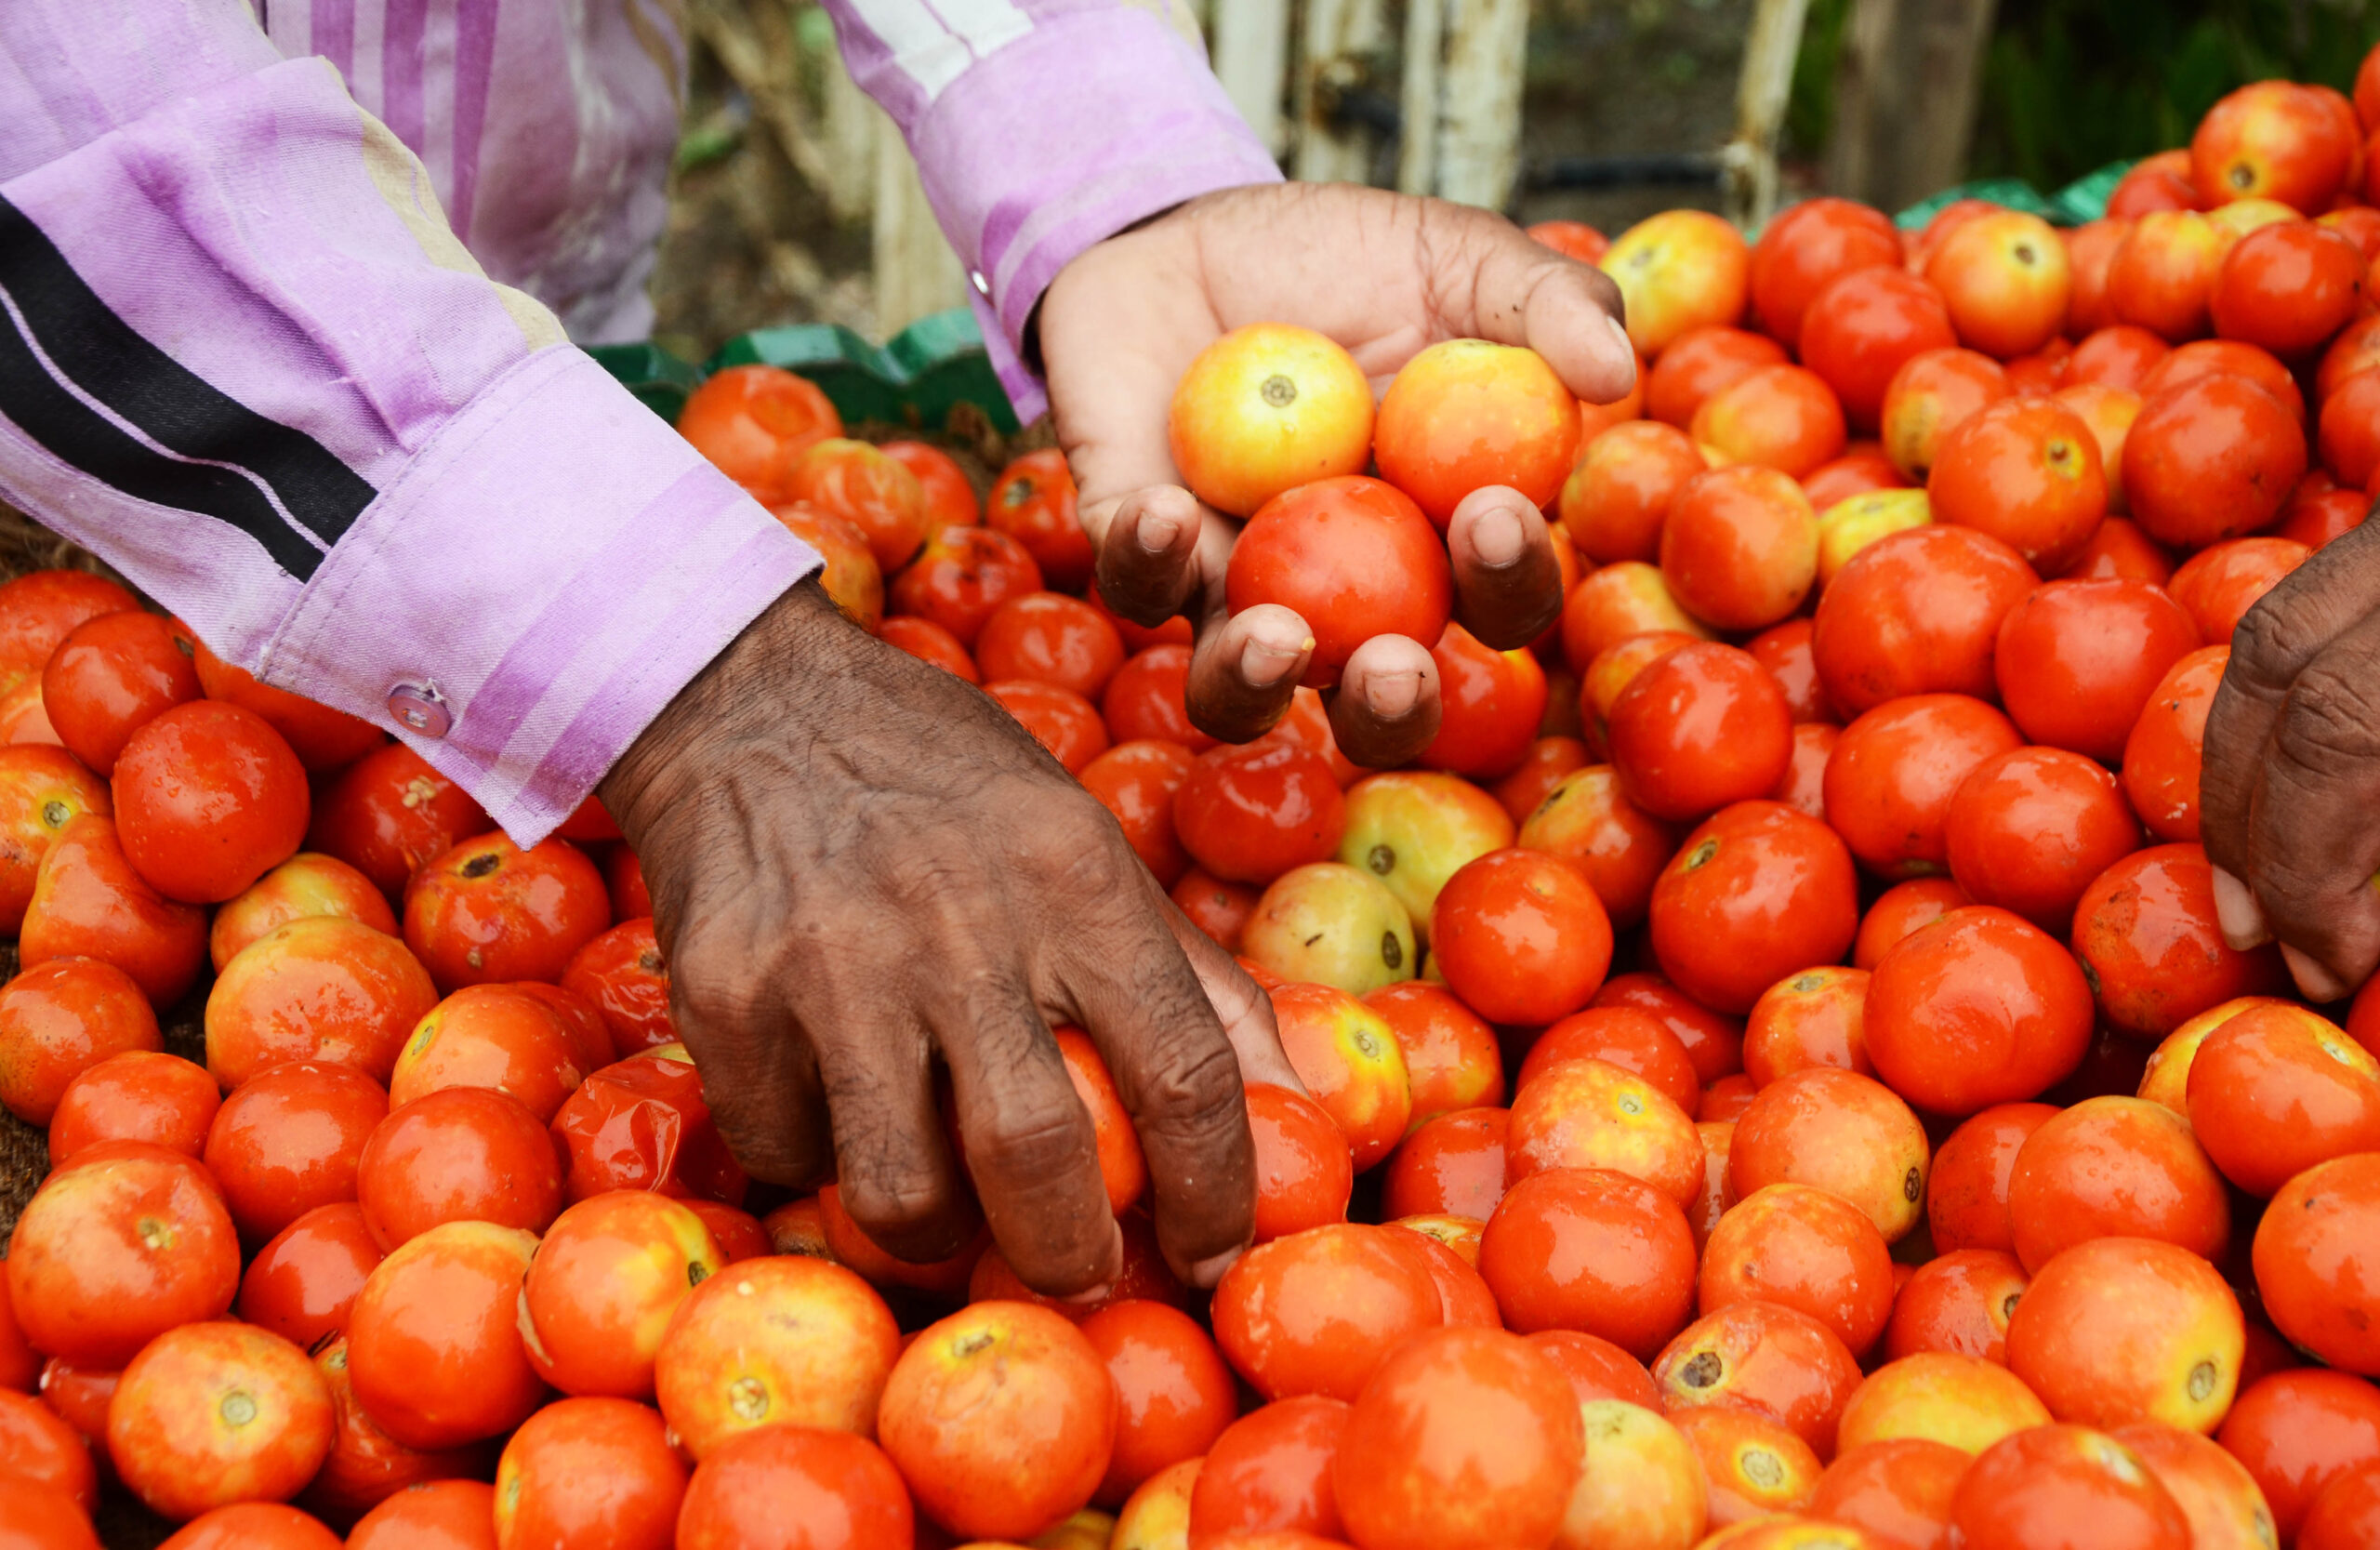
403, 835, 610, 993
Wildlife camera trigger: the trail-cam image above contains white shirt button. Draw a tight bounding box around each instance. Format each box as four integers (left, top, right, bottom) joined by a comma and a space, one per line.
386, 682, 453, 738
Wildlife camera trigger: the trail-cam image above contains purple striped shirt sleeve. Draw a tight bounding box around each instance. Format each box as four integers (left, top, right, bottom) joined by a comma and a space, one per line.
822, 0, 1285, 420
0, 0, 817, 847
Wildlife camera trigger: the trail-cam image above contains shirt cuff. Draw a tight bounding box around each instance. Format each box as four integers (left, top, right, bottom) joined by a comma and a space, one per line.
262, 346, 819, 846
908, 7, 1284, 421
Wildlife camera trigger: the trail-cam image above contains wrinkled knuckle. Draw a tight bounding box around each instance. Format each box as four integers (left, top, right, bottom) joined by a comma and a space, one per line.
1136, 1031, 1247, 1135
2230, 599, 2329, 687
839, 1170, 953, 1240
972, 1095, 1095, 1183
2276, 665, 2380, 775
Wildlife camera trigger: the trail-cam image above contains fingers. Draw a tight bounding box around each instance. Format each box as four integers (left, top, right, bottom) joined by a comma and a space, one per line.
809, 1010, 985, 1264
935, 975, 1122, 1296
1090, 485, 1205, 628
1162, 901, 1307, 1093
2202, 518, 2380, 890
1448, 485, 1567, 649
1451, 218, 1638, 405
659, 934, 838, 1190
1328, 633, 1443, 768
2227, 604, 2380, 997
1186, 602, 1312, 744
1057, 881, 1267, 1288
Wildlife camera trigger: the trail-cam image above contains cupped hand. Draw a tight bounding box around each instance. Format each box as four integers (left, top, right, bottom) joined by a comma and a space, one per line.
2200, 516, 2380, 1001
1039, 182, 1636, 765
600, 581, 1302, 1294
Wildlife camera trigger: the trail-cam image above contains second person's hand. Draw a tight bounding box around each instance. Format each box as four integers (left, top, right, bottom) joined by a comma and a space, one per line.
1038, 182, 1638, 765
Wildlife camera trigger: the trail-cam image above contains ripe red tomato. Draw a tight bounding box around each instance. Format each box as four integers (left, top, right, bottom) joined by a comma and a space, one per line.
1478, 1167, 1696, 1358
889, 523, 1042, 646
1802, 267, 1962, 432
1691, 365, 1849, 481
1882, 348, 2012, 483
1430, 848, 1612, 1026
879, 1301, 1115, 1541
1226, 477, 1452, 687
521, 1191, 722, 1400
1751, 197, 1903, 350
1824, 694, 2023, 880
2074, 843, 2287, 1040
787, 437, 930, 574
1648, 801, 1858, 1016
41, 611, 201, 778
2213, 221, 2365, 354
1644, 327, 1789, 430
107, 1320, 334, 1521
551, 1049, 746, 1205
1373, 341, 1580, 526
19, 813, 206, 1008
1729, 1067, 1931, 1242
1653, 1299, 1863, 1458
493, 1396, 686, 1550
1213, 1224, 1443, 1403
2126, 375, 2307, 549
675, 365, 840, 502
0, 957, 160, 1127
343, 1479, 496, 1549
0, 745, 111, 935
156, 1504, 343, 1550
46, 1049, 218, 1166
355, 1086, 564, 1251
1334, 1326, 1583, 1550
403, 834, 609, 992
345, 1221, 544, 1451
0, 1390, 94, 1510
1102, 644, 1210, 752
2170, 535, 2308, 645
0, 570, 136, 689
187, 634, 383, 774
2256, 1152, 2380, 1376
1172, 741, 1346, 886
1812, 525, 2039, 716
1659, 468, 1823, 629
204, 916, 438, 1088
1945, 746, 2142, 934
652, 1253, 898, 1462
878, 614, 980, 682
8, 1145, 238, 1366
975, 591, 1128, 699
1951, 1425, 2190, 1550
236, 1203, 382, 1354
1885, 1249, 2030, 1363
209, 853, 396, 974
1700, 1181, 1895, 1356
557, 920, 671, 1058
2004, 1236, 2243, 1434
1080, 1300, 1236, 1506
987, 448, 1092, 592
677, 1425, 909, 1550
1607, 643, 1793, 822
882, 439, 979, 526
1995, 578, 2199, 763
305, 744, 491, 899
1187, 1395, 1351, 1543
1866, 905, 2095, 1116
1929, 397, 2109, 572
204, 1059, 389, 1245
2007, 1094, 2230, 1273
2220, 1370, 2380, 1543
2188, 1002, 2380, 1198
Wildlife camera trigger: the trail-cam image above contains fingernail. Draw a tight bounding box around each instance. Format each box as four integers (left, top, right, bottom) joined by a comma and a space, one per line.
2282, 943, 2352, 1003
1242, 635, 1306, 688
1189, 1246, 1244, 1291
1138, 509, 1182, 552
1367, 669, 1421, 719
1606, 313, 1639, 377
1472, 506, 1526, 568
1059, 1278, 1116, 1305
2211, 867, 2274, 950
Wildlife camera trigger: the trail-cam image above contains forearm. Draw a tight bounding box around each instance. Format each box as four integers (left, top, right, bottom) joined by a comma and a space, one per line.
0, 0, 817, 844
820, 0, 1284, 418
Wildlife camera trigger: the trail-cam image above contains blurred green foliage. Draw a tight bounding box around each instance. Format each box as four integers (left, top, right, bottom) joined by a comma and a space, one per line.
1975, 0, 2380, 186
1788, 0, 2380, 188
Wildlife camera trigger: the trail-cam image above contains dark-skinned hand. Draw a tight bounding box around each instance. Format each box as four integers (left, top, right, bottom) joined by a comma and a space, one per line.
601, 580, 1302, 1297
2202, 512, 2380, 1002
1042, 181, 1637, 765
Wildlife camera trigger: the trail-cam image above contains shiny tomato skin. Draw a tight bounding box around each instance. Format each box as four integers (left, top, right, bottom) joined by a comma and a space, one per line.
1081, 1300, 1236, 1506
1801, 266, 1962, 432
111, 700, 309, 905
1187, 1395, 1350, 1543
343, 1479, 496, 1550
187, 636, 383, 774
1373, 340, 1580, 526
1607, 643, 1794, 823
1659, 466, 1824, 629
1928, 397, 2109, 574
204, 916, 439, 1089
1079, 739, 1196, 888
0, 744, 112, 935
1812, 525, 2040, 717
106, 1319, 335, 1521
209, 852, 397, 974
345, 1221, 544, 1451
1824, 694, 2024, 881
492, 1396, 684, 1550
2122, 645, 2228, 842
520, 1190, 724, 1401
355, 1085, 563, 1251
2006, 1095, 2231, 1272
1333, 1326, 1582, 1550
675, 1424, 907, 1550
237, 1202, 383, 1354
305, 745, 491, 899
1103, 644, 1211, 752
889, 523, 1042, 648
675, 364, 840, 501
403, 834, 610, 992
1172, 741, 1346, 887
1429, 848, 1613, 1026
203, 1059, 390, 1246
0, 1390, 94, 1510
155, 1504, 342, 1550
2125, 375, 2307, 550
1993, 578, 2200, 764
1751, 197, 1904, 351
1418, 625, 1547, 780
1211, 1224, 1444, 1404
1950, 1424, 2191, 1550
987, 448, 1092, 592
1945, 745, 2144, 934
7, 1146, 238, 1367
1247, 1082, 1356, 1242
1227, 477, 1453, 687
0, 956, 160, 1127
41, 611, 201, 778
2168, 535, 2307, 646
2073, 843, 2288, 1040
1866, 905, 2096, 1115
1477, 1167, 1697, 1359
19, 813, 206, 1009
1382, 1106, 1509, 1222
877, 1300, 1115, 1542
974, 591, 1127, 699
0, 569, 137, 688
557, 919, 672, 1058
1649, 801, 1858, 1017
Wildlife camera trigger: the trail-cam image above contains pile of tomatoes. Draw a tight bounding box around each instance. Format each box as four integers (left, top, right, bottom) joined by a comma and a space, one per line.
7, 58, 2380, 1550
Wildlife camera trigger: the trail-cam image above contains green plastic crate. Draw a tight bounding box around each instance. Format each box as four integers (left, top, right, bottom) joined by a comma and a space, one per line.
1894, 159, 2138, 231
588, 307, 1017, 434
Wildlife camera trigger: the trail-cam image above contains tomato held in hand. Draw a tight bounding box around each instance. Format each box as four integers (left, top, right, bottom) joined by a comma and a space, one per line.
1227, 477, 1451, 688
1373, 340, 1580, 526
1169, 324, 1376, 517
2122, 645, 2228, 843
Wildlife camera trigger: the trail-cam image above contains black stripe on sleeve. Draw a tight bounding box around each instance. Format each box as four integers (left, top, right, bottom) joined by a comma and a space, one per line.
0, 289, 334, 580
0, 194, 377, 557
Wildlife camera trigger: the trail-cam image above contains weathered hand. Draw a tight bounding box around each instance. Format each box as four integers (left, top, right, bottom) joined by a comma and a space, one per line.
600, 581, 1302, 1293
1040, 181, 1636, 765
2200, 515, 2380, 1001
